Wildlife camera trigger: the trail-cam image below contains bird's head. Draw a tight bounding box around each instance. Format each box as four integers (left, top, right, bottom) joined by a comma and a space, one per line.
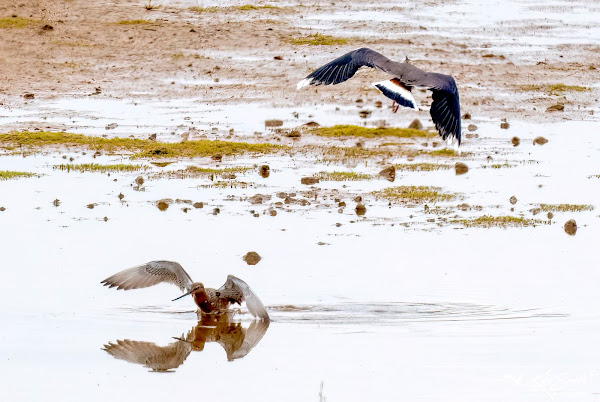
172, 282, 204, 301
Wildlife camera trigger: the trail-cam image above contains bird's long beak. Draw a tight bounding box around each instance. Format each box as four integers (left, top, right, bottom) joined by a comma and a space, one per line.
172, 290, 192, 301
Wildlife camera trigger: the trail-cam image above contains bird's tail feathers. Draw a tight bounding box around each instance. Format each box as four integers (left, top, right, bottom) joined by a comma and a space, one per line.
372, 79, 419, 110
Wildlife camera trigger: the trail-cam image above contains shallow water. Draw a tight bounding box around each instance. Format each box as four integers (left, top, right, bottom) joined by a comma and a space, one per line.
1, 115, 600, 400
2, 1, 600, 400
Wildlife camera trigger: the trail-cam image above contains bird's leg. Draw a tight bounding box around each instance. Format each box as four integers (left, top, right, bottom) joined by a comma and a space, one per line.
392, 101, 399, 113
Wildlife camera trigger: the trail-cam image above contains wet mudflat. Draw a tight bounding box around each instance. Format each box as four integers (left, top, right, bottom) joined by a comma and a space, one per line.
1, 0, 600, 401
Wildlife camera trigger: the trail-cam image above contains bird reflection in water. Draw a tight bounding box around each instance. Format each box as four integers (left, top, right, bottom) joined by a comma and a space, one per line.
102, 314, 270, 372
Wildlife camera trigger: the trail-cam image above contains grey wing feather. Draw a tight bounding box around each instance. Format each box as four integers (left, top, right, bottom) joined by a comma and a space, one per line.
101, 261, 194, 292
102, 339, 192, 371
229, 320, 270, 360
299, 48, 393, 87
220, 275, 270, 320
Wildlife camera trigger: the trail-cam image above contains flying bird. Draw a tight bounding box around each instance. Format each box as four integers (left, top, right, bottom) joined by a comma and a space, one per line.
297, 48, 462, 145
101, 261, 270, 320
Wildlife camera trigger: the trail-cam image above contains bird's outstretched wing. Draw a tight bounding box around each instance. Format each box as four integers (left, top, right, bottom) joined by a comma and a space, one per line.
297, 47, 392, 88
101, 261, 194, 292
102, 339, 192, 372
227, 319, 270, 361
428, 76, 462, 145
220, 276, 270, 320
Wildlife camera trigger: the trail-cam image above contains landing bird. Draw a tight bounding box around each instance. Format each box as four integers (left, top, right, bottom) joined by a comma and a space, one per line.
297, 47, 462, 145
101, 261, 270, 320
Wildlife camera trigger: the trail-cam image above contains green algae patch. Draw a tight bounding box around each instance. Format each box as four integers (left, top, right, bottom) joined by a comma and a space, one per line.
538, 204, 594, 212
189, 6, 220, 13
454, 215, 542, 228
0, 132, 281, 158
518, 83, 590, 94
373, 185, 458, 203
0, 171, 37, 180
54, 164, 149, 173
427, 149, 462, 157
0, 17, 37, 29
316, 171, 373, 181
289, 33, 348, 46
394, 163, 451, 172
157, 166, 253, 179
313, 125, 433, 138
482, 163, 515, 169
116, 19, 152, 25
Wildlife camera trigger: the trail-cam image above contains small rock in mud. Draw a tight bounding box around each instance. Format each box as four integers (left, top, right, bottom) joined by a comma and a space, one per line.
273, 56, 283, 60
546, 104, 564, 112
338, 201, 346, 208
455, 162, 469, 175
259, 165, 270, 178
462, 113, 471, 120
356, 140, 365, 148
378, 165, 396, 182
533, 136, 548, 145
135, 176, 144, 186
269, 209, 277, 216
467, 124, 478, 132
193, 202, 204, 209
157, 201, 169, 211
511, 137, 520, 147
285, 130, 301, 138
359, 110, 371, 119
118, 193, 124, 200
355, 203, 367, 216
335, 223, 342, 227
105, 123, 118, 130
302, 121, 320, 128
0, 207, 5, 212
530, 207, 541, 216
42, 24, 53, 30
301, 177, 319, 185
374, 101, 382, 108
212, 154, 223, 162
182, 208, 189, 213
23, 93, 35, 99
509, 196, 517, 205
248, 194, 270, 204
103, 217, 108, 222
87, 203, 96, 209
564, 219, 577, 235
212, 208, 220, 215
408, 118, 423, 130
500, 122, 510, 129
243, 251, 261, 266
265, 119, 283, 128
148, 134, 157, 141
52, 199, 61, 207
547, 212, 554, 219
353, 196, 362, 203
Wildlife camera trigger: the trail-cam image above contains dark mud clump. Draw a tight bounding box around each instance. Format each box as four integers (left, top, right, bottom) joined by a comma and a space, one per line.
355, 203, 367, 216
500, 122, 510, 129
243, 251, 261, 265
265, 119, 283, 128
509, 196, 517, 205
53, 199, 61, 207
259, 165, 270, 178
455, 162, 469, 175
87, 203, 96, 209
533, 137, 549, 145
564, 219, 577, 235
193, 202, 204, 209
511, 137, 520, 147
0, 207, 5, 212
301, 177, 319, 185
378, 166, 395, 182
118, 193, 124, 200
212, 207, 220, 215
156, 200, 170, 211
